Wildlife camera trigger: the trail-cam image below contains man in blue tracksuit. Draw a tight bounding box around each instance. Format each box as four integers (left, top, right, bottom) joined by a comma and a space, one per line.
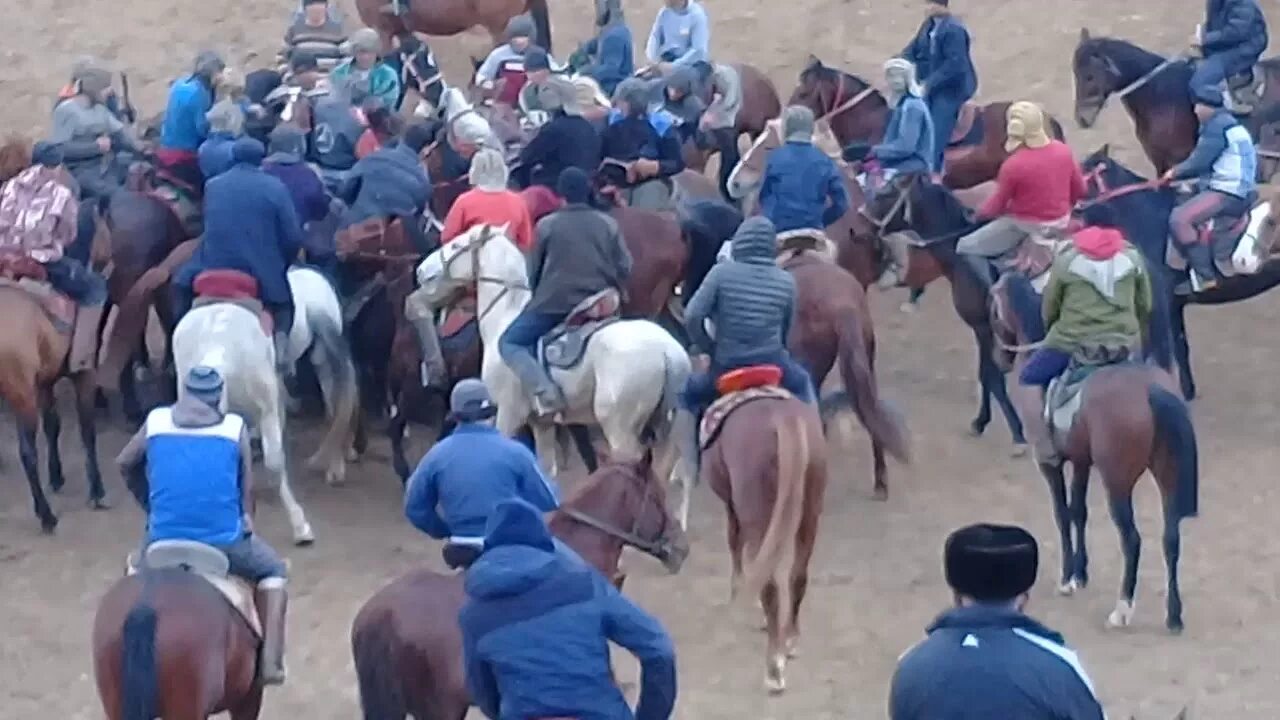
1190, 0, 1268, 109
459, 498, 677, 720
759, 106, 850, 234
890, 523, 1104, 720
573, 0, 634, 96
901, 0, 978, 172
159, 51, 226, 190
404, 379, 560, 568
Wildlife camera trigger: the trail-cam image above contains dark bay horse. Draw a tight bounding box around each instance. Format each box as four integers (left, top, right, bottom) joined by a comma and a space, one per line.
1072, 30, 1280, 177
350, 454, 688, 719
788, 56, 1066, 189
357, 0, 551, 52
990, 277, 1199, 633
703, 397, 826, 693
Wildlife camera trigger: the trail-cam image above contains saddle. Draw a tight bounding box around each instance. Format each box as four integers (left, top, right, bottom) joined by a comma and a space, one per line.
948, 102, 983, 147
775, 229, 837, 264
1165, 198, 1276, 279
1044, 345, 1135, 444
193, 269, 273, 335
128, 162, 202, 238
538, 288, 622, 369
699, 368, 793, 449
0, 257, 76, 333
1004, 227, 1071, 293
126, 540, 262, 638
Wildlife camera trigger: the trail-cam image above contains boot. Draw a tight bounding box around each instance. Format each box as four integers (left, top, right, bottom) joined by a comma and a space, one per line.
1183, 243, 1219, 293
672, 408, 702, 483
68, 303, 105, 374
406, 307, 448, 390
273, 331, 293, 377
505, 350, 565, 417
255, 577, 288, 686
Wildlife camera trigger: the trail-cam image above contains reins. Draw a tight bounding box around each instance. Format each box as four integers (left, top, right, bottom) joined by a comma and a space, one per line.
820, 74, 877, 124
559, 471, 670, 558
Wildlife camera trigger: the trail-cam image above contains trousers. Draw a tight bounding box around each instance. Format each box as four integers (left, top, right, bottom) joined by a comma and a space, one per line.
1169, 189, 1250, 247
1190, 48, 1264, 99
698, 127, 740, 205
679, 351, 816, 415
1018, 347, 1072, 387
926, 92, 968, 172
43, 256, 108, 305
217, 534, 288, 582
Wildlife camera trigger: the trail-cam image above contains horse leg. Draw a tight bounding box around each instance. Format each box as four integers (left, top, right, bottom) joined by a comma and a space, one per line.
388, 389, 412, 483
1161, 497, 1185, 634
40, 388, 65, 493
531, 423, 559, 476
1105, 489, 1141, 629
1171, 300, 1195, 400
74, 373, 109, 508
786, 512, 819, 659
262, 405, 315, 545
229, 685, 264, 720
1041, 461, 1076, 594
726, 506, 743, 600
18, 416, 57, 532
760, 581, 786, 694
979, 331, 1026, 448
1068, 461, 1091, 588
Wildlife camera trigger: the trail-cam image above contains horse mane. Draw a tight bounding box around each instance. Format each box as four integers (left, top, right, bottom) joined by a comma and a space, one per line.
1077, 35, 1192, 101
800, 58, 874, 94
0, 135, 33, 185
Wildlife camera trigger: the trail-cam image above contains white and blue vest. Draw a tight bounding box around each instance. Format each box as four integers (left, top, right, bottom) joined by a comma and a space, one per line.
144, 407, 245, 546
1210, 124, 1258, 199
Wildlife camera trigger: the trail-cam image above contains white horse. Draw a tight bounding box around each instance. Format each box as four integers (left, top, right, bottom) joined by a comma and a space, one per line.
415, 225, 698, 527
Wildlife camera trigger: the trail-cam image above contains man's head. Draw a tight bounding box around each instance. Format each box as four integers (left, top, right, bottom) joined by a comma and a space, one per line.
665, 65, 696, 102
449, 378, 497, 424
302, 0, 329, 25
289, 50, 322, 89
612, 78, 650, 117
505, 15, 536, 52
347, 28, 382, 70
537, 76, 580, 116
267, 124, 307, 163
664, 0, 690, 10
1004, 101, 1050, 153
524, 47, 552, 84
31, 142, 64, 171
401, 122, 435, 158
206, 100, 245, 137
482, 498, 555, 554
595, 0, 623, 27
231, 137, 266, 167
469, 147, 509, 191
730, 216, 778, 263
781, 104, 816, 143
883, 58, 923, 103
944, 523, 1038, 609
557, 166, 593, 204
193, 50, 227, 86
1192, 88, 1224, 122
184, 365, 225, 411
77, 68, 114, 103
925, 0, 950, 16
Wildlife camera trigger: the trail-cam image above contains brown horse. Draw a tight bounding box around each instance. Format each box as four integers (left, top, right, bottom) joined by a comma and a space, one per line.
350, 454, 689, 719
703, 396, 825, 694
1072, 30, 1280, 177
990, 276, 1199, 633
357, 0, 552, 52
787, 56, 1066, 189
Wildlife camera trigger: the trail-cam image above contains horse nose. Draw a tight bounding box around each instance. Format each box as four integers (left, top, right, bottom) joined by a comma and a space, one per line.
662, 526, 691, 574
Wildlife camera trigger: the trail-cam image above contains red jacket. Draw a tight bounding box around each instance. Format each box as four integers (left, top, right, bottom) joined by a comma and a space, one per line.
441, 188, 535, 251
979, 141, 1085, 223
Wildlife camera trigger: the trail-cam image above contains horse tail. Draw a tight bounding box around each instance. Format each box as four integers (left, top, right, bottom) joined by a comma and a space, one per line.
120, 581, 159, 720
1147, 383, 1199, 519
351, 612, 407, 720
835, 312, 910, 463
740, 414, 809, 617
645, 346, 690, 444
305, 301, 359, 481
526, 0, 552, 53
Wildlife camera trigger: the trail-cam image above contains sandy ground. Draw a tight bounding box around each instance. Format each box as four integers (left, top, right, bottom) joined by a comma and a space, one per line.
4, 0, 1280, 718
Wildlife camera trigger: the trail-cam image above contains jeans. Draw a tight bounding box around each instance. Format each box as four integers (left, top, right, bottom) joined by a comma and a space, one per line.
1169, 189, 1250, 247
72, 202, 98, 264
498, 310, 565, 365
1190, 48, 1263, 100
679, 351, 816, 415
926, 93, 968, 172
217, 534, 288, 582
43, 256, 107, 305
1018, 347, 1071, 388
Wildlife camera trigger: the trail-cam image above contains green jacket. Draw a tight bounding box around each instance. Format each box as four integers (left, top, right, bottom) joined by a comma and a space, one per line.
1042, 245, 1151, 354
330, 60, 400, 111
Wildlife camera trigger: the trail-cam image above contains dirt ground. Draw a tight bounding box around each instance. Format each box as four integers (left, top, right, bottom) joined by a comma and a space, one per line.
4, 0, 1280, 718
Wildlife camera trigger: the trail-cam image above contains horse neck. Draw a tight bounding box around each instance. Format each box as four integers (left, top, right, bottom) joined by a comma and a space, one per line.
1098, 39, 1189, 110
473, 238, 532, 343
548, 511, 623, 578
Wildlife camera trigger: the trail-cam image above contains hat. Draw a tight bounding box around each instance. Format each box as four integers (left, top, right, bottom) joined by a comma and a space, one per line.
537, 76, 580, 115
346, 28, 381, 55
1005, 101, 1051, 152
557, 166, 592, 204
402, 122, 435, 153
505, 14, 536, 40
524, 47, 551, 72
450, 378, 497, 421
469, 147, 510, 191
267, 124, 307, 163
78, 68, 113, 96
231, 137, 266, 165
944, 523, 1039, 602
884, 58, 924, 99
781, 105, 816, 143
184, 365, 225, 401
1192, 86, 1224, 108
70, 56, 106, 82
31, 142, 63, 168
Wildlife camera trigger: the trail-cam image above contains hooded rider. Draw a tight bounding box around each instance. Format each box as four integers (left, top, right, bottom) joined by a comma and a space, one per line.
601, 79, 686, 210
50, 64, 139, 202
572, 0, 634, 97
475, 16, 540, 108
862, 59, 935, 181
159, 51, 227, 191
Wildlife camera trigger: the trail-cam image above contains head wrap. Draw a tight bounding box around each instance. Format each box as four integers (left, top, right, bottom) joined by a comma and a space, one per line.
613, 78, 650, 116
596, 0, 624, 26
450, 378, 497, 422
346, 28, 381, 55
206, 100, 245, 135
70, 56, 105, 83
231, 137, 266, 166
184, 366, 225, 406
781, 105, 816, 143
944, 524, 1039, 602
193, 51, 226, 79
1005, 101, 1051, 153
556, 167, 592, 204
31, 142, 63, 168
469, 147, 510, 191
884, 58, 924, 103
78, 68, 113, 97
267, 125, 307, 163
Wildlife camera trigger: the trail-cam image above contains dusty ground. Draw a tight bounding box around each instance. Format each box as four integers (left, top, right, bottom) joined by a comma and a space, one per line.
3, 0, 1280, 718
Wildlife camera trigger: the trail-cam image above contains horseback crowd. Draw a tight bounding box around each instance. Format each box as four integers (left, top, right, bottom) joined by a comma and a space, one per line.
0, 0, 1274, 718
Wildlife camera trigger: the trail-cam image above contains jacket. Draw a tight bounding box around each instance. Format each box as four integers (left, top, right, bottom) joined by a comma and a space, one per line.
441, 188, 535, 252
175, 163, 304, 306
160, 76, 215, 152
645, 0, 710, 67
1043, 230, 1152, 354
311, 95, 366, 171
0, 167, 78, 263
581, 23, 634, 95
459, 499, 677, 720
198, 133, 238, 180
902, 14, 979, 101
979, 141, 1086, 223
340, 143, 431, 226
602, 113, 686, 184
890, 604, 1104, 720
528, 204, 633, 314
684, 217, 796, 365
283, 17, 348, 71
143, 406, 245, 546
1202, 0, 1268, 56
759, 141, 850, 233
263, 159, 331, 227
1170, 109, 1257, 199
518, 114, 603, 190
50, 97, 128, 170
873, 94, 936, 174
703, 64, 742, 131
330, 60, 401, 112
404, 424, 559, 542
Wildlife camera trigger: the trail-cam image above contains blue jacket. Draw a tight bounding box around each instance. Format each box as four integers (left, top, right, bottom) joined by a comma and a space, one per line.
404, 424, 560, 541
340, 142, 432, 226
160, 76, 215, 152
176, 163, 304, 306
902, 14, 978, 101
144, 407, 244, 546
759, 141, 850, 233
1170, 109, 1257, 199
1202, 0, 1268, 57
645, 1, 710, 67
873, 95, 936, 174
890, 604, 1104, 720
263, 159, 331, 227
460, 499, 677, 720
582, 24, 635, 96
197, 133, 238, 180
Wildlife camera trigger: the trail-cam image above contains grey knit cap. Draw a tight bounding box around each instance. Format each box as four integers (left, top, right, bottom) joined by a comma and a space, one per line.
781, 105, 815, 143
505, 15, 536, 40
613, 78, 650, 115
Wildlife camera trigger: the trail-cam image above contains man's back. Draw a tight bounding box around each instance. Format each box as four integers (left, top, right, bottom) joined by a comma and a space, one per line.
346, 144, 429, 222
990, 141, 1082, 222
311, 97, 363, 170
162, 77, 209, 150
200, 166, 296, 299
144, 406, 245, 546
761, 141, 838, 231
528, 205, 629, 314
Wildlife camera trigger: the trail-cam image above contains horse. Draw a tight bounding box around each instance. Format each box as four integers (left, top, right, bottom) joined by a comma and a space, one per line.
988, 275, 1199, 633
350, 452, 689, 720
1080, 146, 1280, 399
787, 56, 1066, 189
357, 0, 552, 53
702, 391, 825, 693
1072, 30, 1280, 177
415, 225, 697, 525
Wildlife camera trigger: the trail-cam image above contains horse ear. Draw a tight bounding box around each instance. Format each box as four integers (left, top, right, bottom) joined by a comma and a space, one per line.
805, 54, 823, 70
1079, 27, 1091, 42
1100, 143, 1111, 157
471, 55, 483, 71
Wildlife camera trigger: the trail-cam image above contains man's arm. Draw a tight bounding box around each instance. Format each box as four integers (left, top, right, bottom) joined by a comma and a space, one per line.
654, 128, 685, 178
474, 48, 505, 84
527, 218, 552, 289
275, 187, 306, 261
607, 216, 634, 284
1068, 159, 1087, 205
644, 12, 665, 64
706, 66, 742, 125
873, 104, 926, 162
1201, 0, 1257, 51
1042, 260, 1067, 328
116, 426, 150, 510
460, 614, 502, 719
922, 25, 968, 93
821, 160, 851, 226
682, 266, 720, 353
1133, 254, 1153, 327
403, 450, 450, 538
600, 579, 677, 720
50, 104, 105, 161
976, 159, 1016, 219
192, 90, 212, 142
1171, 121, 1228, 181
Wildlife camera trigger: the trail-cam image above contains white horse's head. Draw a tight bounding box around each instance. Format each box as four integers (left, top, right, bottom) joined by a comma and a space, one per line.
416, 223, 520, 304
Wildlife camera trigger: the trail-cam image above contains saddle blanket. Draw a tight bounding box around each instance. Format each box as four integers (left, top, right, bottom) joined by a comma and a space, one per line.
539, 289, 623, 369
775, 228, 837, 264
0, 278, 76, 332
700, 385, 795, 450
125, 555, 262, 637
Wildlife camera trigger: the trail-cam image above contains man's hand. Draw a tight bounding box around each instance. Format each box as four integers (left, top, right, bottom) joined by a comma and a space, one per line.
96, 136, 112, 153
629, 158, 660, 182
1159, 168, 1177, 185
699, 111, 717, 130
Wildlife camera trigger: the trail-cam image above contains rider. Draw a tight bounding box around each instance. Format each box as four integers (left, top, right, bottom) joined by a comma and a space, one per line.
174, 138, 304, 373
263, 125, 331, 234
310, 75, 369, 191
662, 62, 742, 202
515, 47, 555, 115
572, 0, 634, 97
459, 498, 677, 720
901, 0, 978, 173
49, 65, 139, 203
1018, 206, 1152, 389
759, 105, 850, 235
515, 77, 603, 190
442, 146, 535, 250
1163, 88, 1259, 293
475, 16, 539, 108
56, 56, 129, 122
959, 102, 1084, 286
332, 28, 401, 111
404, 378, 560, 569
339, 122, 433, 252
890, 524, 1104, 719
645, 0, 711, 74
499, 167, 633, 417
197, 100, 245, 181
1189, 0, 1268, 111
866, 59, 935, 182
0, 142, 108, 374
601, 79, 686, 210
282, 0, 348, 75
116, 366, 289, 686
159, 51, 226, 191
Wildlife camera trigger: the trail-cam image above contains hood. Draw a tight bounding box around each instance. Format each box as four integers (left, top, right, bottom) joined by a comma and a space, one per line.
1072, 226, 1124, 261
730, 216, 778, 264
927, 604, 1066, 646
465, 499, 559, 599
666, 65, 697, 95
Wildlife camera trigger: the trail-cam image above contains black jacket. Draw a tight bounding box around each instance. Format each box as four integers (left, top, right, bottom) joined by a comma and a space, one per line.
527, 204, 632, 314
516, 113, 603, 190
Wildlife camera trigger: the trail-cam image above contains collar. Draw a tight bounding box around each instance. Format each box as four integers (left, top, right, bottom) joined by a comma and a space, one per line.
450, 422, 500, 436
926, 603, 1065, 645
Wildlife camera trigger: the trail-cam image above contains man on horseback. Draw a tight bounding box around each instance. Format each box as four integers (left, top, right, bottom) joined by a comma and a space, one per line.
663, 62, 742, 202
890, 524, 1103, 719
571, 0, 634, 97
442, 147, 535, 250
601, 79, 686, 210
901, 0, 978, 173
159, 51, 226, 191
338, 122, 433, 254
174, 138, 305, 372
0, 142, 108, 374
117, 366, 290, 686
644, 0, 710, 74
311, 75, 370, 191
459, 497, 677, 720
499, 167, 632, 416
959, 102, 1084, 287
1163, 90, 1259, 292
1189, 0, 1268, 112
263, 125, 331, 235
475, 16, 539, 108
857, 59, 935, 183
332, 28, 401, 111
56, 56, 130, 123
514, 77, 603, 190
50, 64, 139, 202
759, 106, 850, 235
405, 379, 560, 569
197, 100, 245, 181
282, 0, 348, 75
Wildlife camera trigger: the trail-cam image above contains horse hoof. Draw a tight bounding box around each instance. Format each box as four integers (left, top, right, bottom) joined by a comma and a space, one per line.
764, 670, 786, 695
40, 517, 58, 534
88, 497, 111, 511
1167, 618, 1185, 635
785, 636, 800, 658
1057, 579, 1078, 596
967, 423, 985, 438
1106, 599, 1134, 629
293, 526, 316, 546
50, 481, 66, 495
898, 301, 916, 314
872, 487, 889, 502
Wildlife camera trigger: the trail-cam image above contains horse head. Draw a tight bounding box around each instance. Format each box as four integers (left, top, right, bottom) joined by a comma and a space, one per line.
415, 223, 519, 303
725, 118, 781, 204
399, 35, 446, 116
788, 55, 835, 115
1080, 144, 1147, 198
1072, 29, 1126, 128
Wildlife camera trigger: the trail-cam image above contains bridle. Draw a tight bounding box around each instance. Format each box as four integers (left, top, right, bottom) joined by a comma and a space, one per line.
1078, 162, 1162, 208
436, 226, 528, 323
559, 468, 674, 560
1078, 50, 1185, 116
817, 72, 877, 124
402, 45, 444, 100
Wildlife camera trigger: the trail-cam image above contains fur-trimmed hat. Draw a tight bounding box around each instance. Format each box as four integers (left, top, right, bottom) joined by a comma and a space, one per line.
944, 523, 1039, 602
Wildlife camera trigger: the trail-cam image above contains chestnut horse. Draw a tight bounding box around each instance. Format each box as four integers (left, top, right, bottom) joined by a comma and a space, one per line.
357, 0, 552, 52
678, 63, 782, 175
704, 397, 825, 694
350, 454, 689, 719
787, 56, 1065, 189
989, 275, 1199, 633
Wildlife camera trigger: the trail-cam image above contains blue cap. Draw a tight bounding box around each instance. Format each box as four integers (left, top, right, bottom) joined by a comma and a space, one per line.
184, 366, 224, 398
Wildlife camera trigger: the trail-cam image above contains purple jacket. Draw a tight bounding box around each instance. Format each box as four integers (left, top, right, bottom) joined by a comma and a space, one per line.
263, 160, 330, 226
